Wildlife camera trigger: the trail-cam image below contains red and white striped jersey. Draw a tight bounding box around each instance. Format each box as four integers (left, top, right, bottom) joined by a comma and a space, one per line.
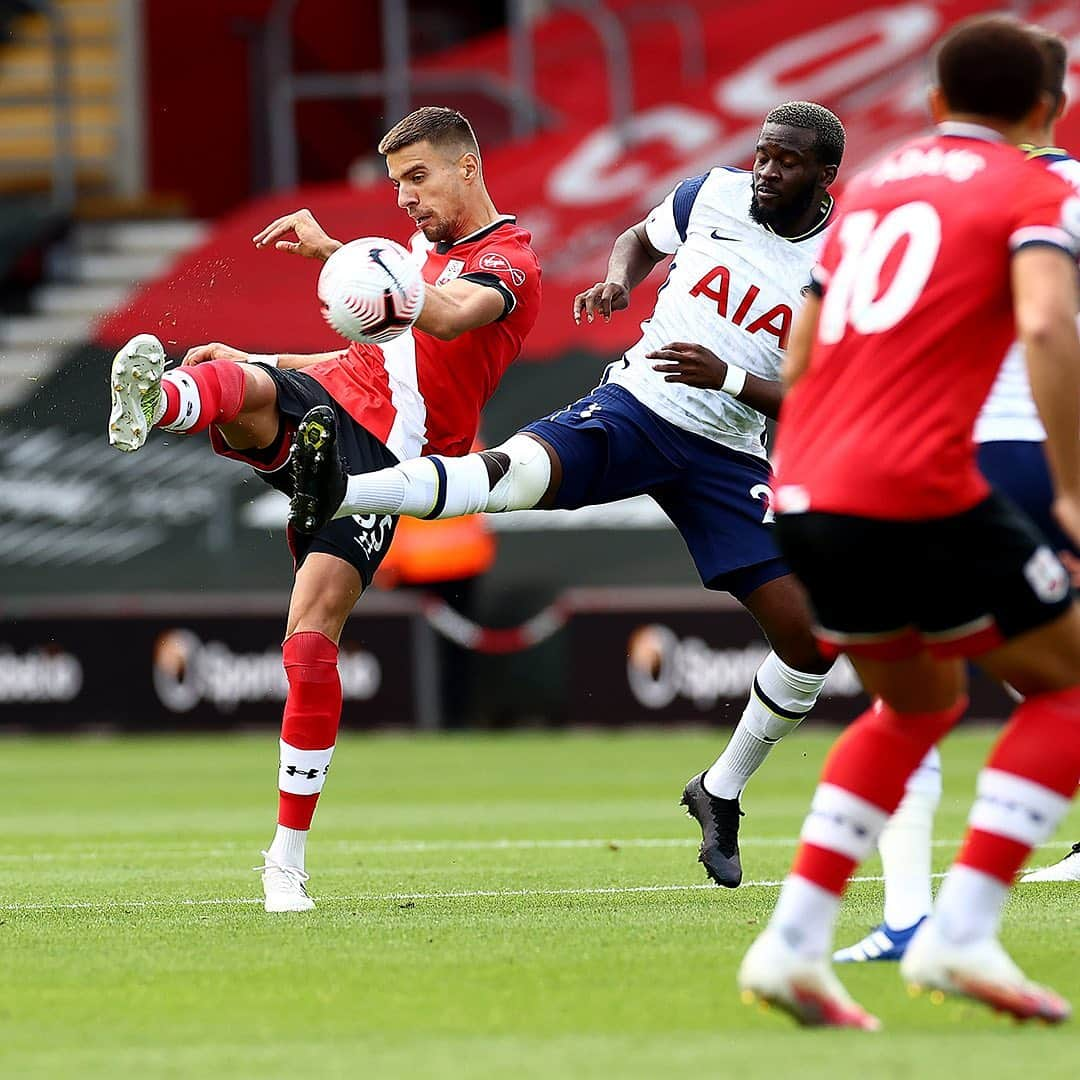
305, 217, 541, 460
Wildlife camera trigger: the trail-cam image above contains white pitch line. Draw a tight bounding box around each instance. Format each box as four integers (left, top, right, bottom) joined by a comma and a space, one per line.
3, 872, 946, 913
0, 836, 993, 861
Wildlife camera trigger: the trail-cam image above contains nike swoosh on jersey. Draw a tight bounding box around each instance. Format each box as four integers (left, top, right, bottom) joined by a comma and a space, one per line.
711, 230, 742, 242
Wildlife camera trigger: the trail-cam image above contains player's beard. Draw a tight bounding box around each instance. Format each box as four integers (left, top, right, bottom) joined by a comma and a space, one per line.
749, 180, 818, 232
421, 215, 454, 244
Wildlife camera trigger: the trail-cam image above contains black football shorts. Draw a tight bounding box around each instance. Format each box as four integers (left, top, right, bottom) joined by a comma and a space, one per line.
209, 365, 399, 588
774, 491, 1073, 660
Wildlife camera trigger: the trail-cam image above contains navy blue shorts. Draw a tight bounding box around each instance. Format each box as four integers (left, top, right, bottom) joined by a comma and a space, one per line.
523, 383, 786, 600
977, 440, 1078, 557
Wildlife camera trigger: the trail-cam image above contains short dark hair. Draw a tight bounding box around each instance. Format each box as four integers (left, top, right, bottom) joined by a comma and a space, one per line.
764, 101, 846, 166
934, 15, 1046, 123
377, 106, 480, 159
1029, 25, 1068, 113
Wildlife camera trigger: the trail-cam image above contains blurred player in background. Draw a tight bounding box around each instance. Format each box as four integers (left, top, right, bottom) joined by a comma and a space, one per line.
289, 103, 847, 890
835, 26, 1080, 967
106, 107, 541, 912
739, 15, 1080, 1027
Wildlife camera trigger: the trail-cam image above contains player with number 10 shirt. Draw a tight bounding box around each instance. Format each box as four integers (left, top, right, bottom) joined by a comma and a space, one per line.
776, 133, 1077, 526
740, 15, 1080, 1029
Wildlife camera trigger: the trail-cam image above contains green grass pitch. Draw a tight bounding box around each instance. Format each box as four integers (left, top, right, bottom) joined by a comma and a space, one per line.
2, 728, 1077, 1078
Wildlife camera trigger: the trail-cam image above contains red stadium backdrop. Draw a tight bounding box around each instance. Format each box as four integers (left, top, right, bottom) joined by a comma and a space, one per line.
98, 0, 1080, 361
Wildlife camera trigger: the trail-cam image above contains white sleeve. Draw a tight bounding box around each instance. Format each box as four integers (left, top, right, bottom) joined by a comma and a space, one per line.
643, 188, 682, 255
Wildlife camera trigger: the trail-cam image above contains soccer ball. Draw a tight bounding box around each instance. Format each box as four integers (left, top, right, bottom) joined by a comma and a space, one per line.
318, 237, 425, 345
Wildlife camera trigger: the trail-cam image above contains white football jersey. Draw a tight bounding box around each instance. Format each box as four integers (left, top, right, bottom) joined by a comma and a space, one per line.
975, 153, 1080, 444
607, 167, 832, 458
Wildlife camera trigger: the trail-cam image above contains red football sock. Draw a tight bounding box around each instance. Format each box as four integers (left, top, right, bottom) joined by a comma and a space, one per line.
793, 697, 967, 895
157, 360, 247, 434
277, 631, 341, 831
956, 685, 1080, 884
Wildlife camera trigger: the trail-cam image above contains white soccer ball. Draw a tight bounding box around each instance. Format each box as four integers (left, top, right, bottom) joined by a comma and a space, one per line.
318, 237, 425, 344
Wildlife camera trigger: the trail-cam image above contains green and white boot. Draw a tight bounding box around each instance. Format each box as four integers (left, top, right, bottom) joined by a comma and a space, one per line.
108, 333, 166, 451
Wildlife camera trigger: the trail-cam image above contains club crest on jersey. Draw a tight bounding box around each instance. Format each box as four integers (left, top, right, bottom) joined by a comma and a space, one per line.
478, 252, 526, 286
435, 258, 465, 286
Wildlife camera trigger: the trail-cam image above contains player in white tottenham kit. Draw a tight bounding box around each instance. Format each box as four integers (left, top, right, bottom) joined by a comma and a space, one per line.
287, 102, 846, 886
835, 35, 1080, 965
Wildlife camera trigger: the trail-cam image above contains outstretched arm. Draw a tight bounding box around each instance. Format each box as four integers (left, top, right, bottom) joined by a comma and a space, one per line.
573, 222, 668, 324
181, 342, 343, 369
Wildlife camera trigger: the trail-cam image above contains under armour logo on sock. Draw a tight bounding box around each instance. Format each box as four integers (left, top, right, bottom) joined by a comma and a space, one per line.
284, 765, 325, 780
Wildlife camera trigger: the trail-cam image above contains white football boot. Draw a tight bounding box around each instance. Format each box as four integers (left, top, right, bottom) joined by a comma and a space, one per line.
108, 333, 166, 451
738, 928, 881, 1030
1019, 843, 1080, 883
256, 852, 315, 913
901, 917, 1070, 1023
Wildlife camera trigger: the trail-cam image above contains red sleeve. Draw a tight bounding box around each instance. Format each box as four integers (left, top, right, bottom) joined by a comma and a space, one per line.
1008, 169, 1080, 258
461, 236, 538, 320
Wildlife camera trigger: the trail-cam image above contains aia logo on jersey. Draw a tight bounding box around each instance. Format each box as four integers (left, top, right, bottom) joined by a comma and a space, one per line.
689, 265, 792, 348
478, 252, 526, 286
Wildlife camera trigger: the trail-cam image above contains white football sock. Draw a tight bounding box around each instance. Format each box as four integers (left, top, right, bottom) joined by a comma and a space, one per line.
933, 864, 1008, 945
267, 824, 308, 873
770, 875, 842, 960
336, 454, 492, 519
703, 652, 828, 799
159, 369, 202, 433
879, 746, 940, 929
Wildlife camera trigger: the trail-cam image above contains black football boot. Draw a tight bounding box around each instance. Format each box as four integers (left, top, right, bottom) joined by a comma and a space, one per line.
681, 772, 744, 887
290, 406, 347, 534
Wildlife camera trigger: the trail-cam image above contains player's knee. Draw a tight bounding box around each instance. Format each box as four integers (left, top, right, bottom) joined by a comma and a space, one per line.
865, 697, 967, 743
771, 631, 831, 676
485, 433, 553, 512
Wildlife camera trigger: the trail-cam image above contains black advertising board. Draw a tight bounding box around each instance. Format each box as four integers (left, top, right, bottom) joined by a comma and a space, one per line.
564, 588, 1013, 726
0, 595, 438, 730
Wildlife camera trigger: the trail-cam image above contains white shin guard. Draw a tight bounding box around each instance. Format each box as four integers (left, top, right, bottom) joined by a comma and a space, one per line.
483, 433, 553, 512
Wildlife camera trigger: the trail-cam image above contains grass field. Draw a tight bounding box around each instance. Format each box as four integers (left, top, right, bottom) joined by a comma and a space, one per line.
2, 728, 1078, 1079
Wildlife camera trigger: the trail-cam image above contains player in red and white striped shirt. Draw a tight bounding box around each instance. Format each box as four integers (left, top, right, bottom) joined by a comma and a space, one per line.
739, 17, 1080, 1028
107, 107, 540, 912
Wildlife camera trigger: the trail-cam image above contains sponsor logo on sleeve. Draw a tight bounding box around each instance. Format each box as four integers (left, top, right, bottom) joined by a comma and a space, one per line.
478, 251, 527, 287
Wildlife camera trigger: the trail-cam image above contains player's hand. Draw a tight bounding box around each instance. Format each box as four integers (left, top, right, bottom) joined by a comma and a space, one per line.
181, 342, 249, 367
252, 208, 343, 261
647, 342, 728, 389
573, 281, 630, 325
